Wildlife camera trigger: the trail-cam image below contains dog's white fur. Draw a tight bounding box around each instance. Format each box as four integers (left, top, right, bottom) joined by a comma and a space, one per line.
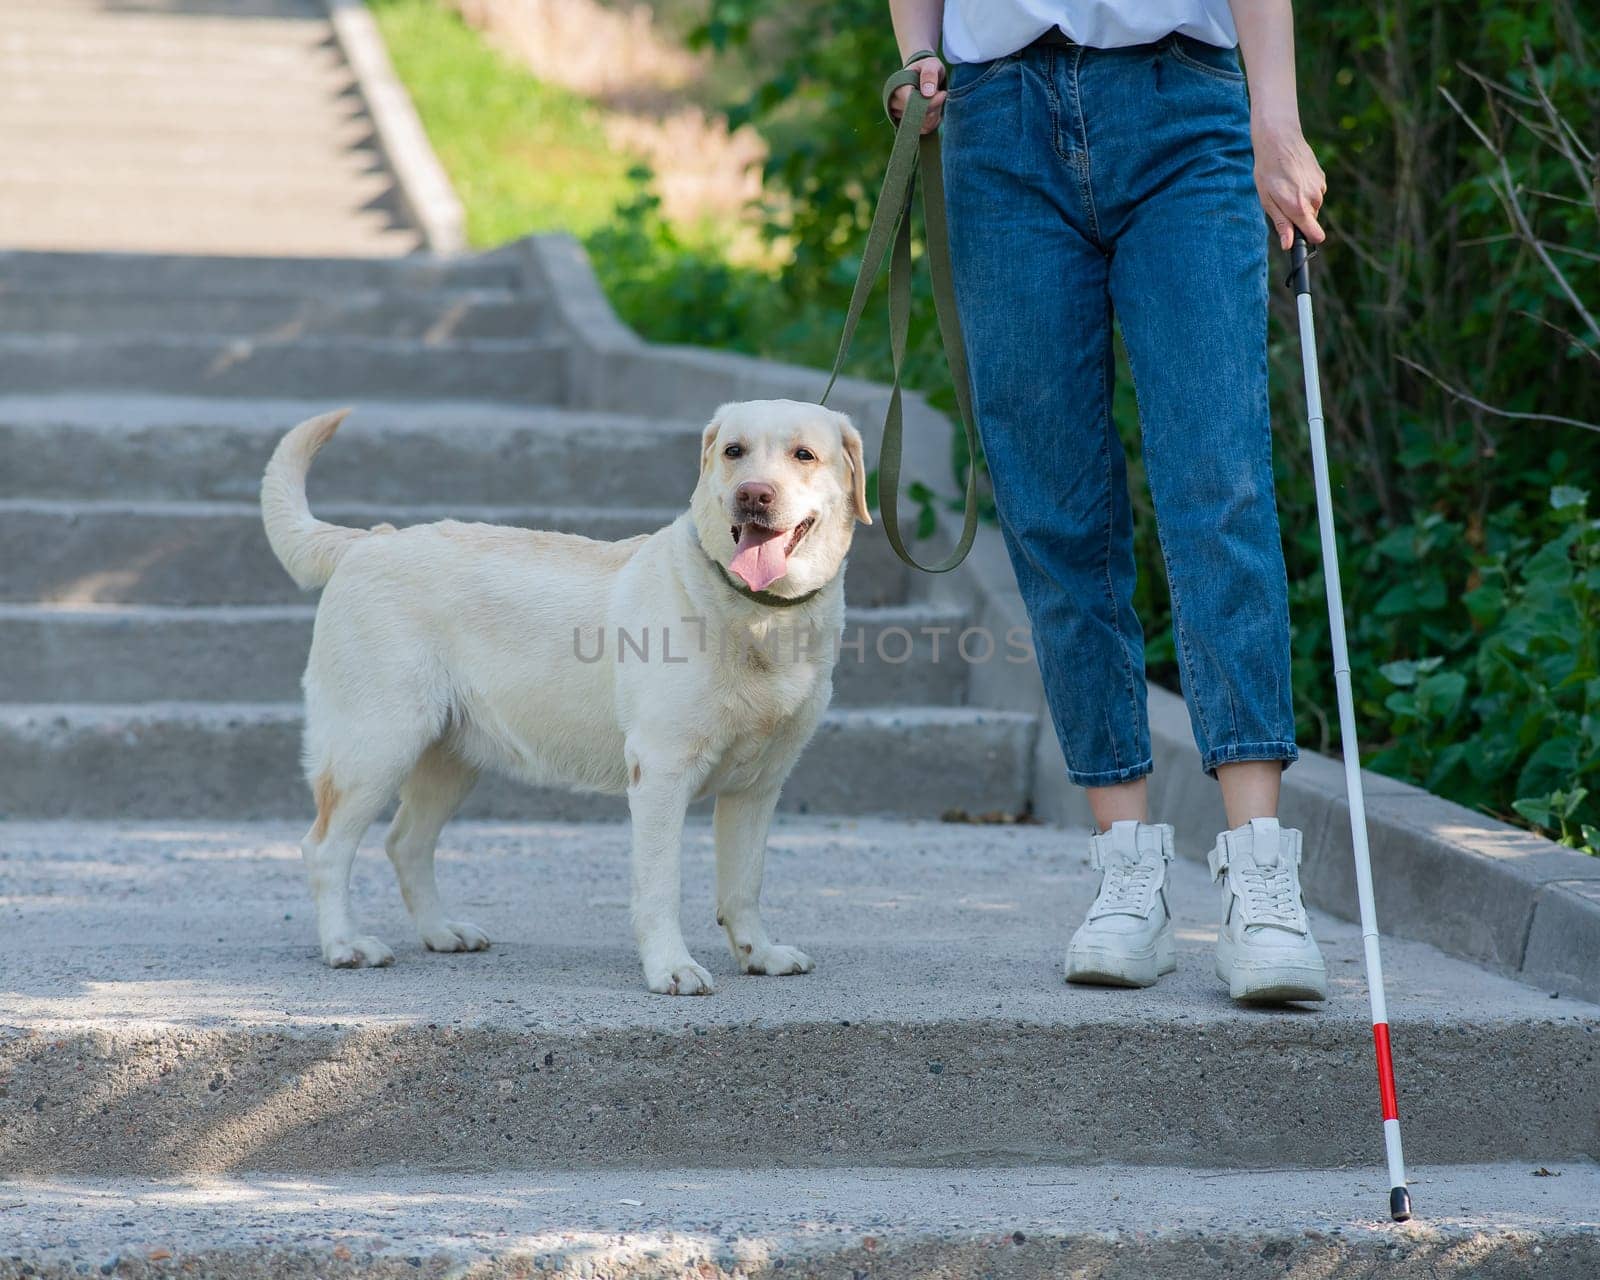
260, 398, 870, 994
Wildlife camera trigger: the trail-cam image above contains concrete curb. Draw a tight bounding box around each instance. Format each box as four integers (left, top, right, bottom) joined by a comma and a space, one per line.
323, 0, 467, 256
5, 1163, 1597, 1280
515, 233, 1600, 1005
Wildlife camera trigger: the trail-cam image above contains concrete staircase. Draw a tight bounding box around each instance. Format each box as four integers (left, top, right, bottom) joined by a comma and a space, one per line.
0, 0, 420, 257
1, 245, 1597, 1276
0, 248, 1032, 824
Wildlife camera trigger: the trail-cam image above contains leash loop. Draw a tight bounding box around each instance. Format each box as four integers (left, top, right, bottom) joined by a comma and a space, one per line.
820, 51, 981, 574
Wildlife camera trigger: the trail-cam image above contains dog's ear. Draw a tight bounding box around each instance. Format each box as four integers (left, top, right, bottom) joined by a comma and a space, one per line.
700, 420, 720, 476
837, 414, 872, 525
700, 405, 733, 476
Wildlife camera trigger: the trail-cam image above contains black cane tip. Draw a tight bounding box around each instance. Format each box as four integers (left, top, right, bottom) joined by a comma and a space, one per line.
1390, 1185, 1413, 1222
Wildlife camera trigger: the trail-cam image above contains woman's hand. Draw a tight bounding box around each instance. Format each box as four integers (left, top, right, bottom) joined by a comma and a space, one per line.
887, 56, 947, 134
1252, 117, 1326, 249
1230, 0, 1327, 248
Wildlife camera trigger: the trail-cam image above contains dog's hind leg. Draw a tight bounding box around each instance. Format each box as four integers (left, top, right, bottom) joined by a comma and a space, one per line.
301, 772, 403, 969
301, 706, 438, 968
384, 743, 486, 954
715, 782, 814, 977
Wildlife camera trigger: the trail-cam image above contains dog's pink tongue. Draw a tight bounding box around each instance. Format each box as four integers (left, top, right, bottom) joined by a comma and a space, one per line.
729, 524, 788, 591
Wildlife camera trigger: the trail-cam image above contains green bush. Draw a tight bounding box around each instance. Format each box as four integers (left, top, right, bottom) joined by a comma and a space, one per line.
1365, 484, 1600, 848
586, 167, 785, 351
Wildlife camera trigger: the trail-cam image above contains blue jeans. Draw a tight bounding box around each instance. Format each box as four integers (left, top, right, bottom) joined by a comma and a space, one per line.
941, 33, 1298, 787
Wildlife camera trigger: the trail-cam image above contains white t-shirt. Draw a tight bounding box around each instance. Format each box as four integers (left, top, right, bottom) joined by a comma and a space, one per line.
942, 1, 1238, 63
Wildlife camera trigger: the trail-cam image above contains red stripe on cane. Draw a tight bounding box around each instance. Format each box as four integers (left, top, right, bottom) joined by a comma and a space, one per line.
1373, 1023, 1399, 1121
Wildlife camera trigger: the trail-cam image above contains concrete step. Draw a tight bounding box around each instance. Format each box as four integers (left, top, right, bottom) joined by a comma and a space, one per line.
0, 96, 373, 134
0, 500, 913, 608
0, 51, 352, 91
0, 397, 687, 505
1, 819, 1593, 1175
0, 80, 371, 124
0, 32, 342, 65
0, 164, 399, 198
0, 249, 520, 294
0, 215, 424, 261
0, 333, 566, 399
0, 499, 670, 605
0, 602, 971, 707
1, 1, 328, 29
1, 134, 400, 177
1, 499, 913, 607
2, 1164, 1597, 1280
0, 290, 546, 341
0, 0, 410, 260
0, 182, 414, 260
1, 0, 323, 18
0, 20, 340, 55
0, 707, 1034, 820
4, 0, 322, 13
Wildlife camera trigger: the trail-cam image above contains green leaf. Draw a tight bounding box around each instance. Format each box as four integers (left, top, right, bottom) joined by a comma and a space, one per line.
1463, 584, 1506, 627
1554, 786, 1590, 818
1373, 526, 1419, 562
1418, 670, 1469, 718
1551, 485, 1589, 511
1378, 656, 1444, 687
1383, 690, 1417, 717
1513, 796, 1555, 828
1523, 540, 1576, 587
1373, 583, 1416, 616
1517, 736, 1584, 800
1379, 659, 1422, 687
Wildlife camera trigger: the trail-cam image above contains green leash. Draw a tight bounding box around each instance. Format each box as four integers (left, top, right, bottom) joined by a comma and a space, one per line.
820, 49, 981, 574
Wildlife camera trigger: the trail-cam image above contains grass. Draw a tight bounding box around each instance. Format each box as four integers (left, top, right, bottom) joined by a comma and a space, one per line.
367, 0, 799, 357
367, 0, 637, 247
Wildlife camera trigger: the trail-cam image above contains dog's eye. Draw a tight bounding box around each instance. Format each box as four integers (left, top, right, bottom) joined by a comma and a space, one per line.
794, 447, 816, 462
723, 443, 744, 459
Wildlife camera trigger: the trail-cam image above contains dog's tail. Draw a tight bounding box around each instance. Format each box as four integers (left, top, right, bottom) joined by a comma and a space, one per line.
261, 409, 367, 590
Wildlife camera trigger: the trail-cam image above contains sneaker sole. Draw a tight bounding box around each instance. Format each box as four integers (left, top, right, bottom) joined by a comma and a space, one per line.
1065, 929, 1177, 989
1215, 937, 1328, 1003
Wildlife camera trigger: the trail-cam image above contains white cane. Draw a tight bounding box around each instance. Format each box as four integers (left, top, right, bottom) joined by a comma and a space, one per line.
1288, 230, 1412, 1223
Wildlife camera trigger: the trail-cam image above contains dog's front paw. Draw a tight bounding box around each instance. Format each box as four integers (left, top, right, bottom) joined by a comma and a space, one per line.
423, 920, 491, 953
324, 935, 395, 969
644, 958, 715, 997
741, 943, 814, 977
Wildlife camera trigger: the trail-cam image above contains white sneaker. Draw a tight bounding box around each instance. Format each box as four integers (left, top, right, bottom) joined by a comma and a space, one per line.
1065, 820, 1177, 988
1209, 816, 1328, 1003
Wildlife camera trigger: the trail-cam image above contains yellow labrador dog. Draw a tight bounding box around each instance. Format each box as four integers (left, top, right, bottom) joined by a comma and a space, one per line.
260, 399, 870, 995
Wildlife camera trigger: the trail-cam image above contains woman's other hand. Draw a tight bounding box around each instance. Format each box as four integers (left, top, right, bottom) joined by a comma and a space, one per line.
1252, 118, 1327, 250
887, 56, 947, 134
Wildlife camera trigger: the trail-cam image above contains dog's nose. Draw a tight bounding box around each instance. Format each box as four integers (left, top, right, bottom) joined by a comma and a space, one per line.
735, 481, 776, 510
